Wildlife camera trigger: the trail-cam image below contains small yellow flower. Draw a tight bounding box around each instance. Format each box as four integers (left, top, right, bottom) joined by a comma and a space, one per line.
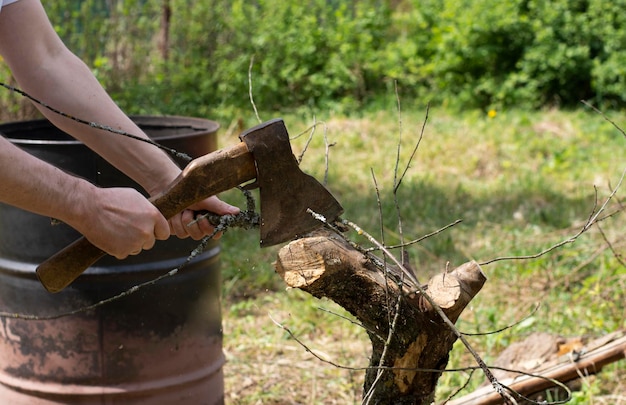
487, 109, 497, 119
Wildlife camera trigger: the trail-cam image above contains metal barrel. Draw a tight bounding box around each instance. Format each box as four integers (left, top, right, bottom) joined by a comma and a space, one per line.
0, 116, 225, 404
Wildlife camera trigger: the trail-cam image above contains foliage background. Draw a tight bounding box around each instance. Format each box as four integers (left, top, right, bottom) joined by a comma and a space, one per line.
2, 0, 621, 119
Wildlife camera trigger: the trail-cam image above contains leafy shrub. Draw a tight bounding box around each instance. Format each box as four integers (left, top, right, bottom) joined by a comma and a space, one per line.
502, 0, 594, 108
587, 0, 626, 108
426, 0, 534, 108
3, 0, 626, 118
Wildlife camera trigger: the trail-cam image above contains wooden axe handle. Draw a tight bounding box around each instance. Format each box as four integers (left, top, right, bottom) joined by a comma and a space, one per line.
36, 142, 256, 293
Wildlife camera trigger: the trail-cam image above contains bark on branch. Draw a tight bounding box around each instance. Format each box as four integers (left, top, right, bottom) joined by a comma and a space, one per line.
448, 331, 626, 405
275, 230, 487, 404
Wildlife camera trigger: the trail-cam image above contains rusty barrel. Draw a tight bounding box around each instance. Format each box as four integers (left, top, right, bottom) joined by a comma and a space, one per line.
0, 116, 224, 404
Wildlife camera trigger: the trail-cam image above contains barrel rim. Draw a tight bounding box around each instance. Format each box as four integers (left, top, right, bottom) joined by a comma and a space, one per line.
0, 115, 220, 145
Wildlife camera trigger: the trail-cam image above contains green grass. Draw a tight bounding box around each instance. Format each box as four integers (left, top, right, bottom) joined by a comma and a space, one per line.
219, 106, 625, 403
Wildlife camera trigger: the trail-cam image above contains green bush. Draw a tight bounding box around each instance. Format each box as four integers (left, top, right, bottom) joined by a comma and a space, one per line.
3, 0, 626, 117
421, 0, 613, 109
165, 0, 393, 112
587, 0, 626, 108
426, 0, 534, 108
502, 0, 594, 108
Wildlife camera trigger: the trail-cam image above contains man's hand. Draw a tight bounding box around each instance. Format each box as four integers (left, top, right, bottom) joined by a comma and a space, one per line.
72, 187, 171, 260
169, 195, 241, 240
73, 187, 240, 259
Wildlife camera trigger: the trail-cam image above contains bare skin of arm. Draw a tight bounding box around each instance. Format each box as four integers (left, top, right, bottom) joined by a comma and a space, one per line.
0, 0, 239, 259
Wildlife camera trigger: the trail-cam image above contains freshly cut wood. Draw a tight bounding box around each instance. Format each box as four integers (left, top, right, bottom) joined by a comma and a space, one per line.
275, 230, 486, 404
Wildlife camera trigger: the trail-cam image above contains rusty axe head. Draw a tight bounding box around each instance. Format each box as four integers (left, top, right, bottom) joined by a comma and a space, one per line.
239, 119, 343, 246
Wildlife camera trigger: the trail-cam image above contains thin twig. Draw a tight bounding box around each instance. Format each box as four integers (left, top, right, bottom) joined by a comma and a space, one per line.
392, 82, 406, 258
461, 303, 541, 337
0, 270, 181, 320
582, 100, 626, 139
291, 118, 334, 185
363, 290, 404, 405
0, 82, 191, 162
295, 117, 318, 164
394, 101, 429, 195
370, 169, 393, 327
334, 217, 418, 288
316, 306, 384, 342
364, 219, 463, 252
441, 369, 477, 405
187, 188, 260, 230
268, 312, 348, 370
0, 229, 219, 320
480, 169, 625, 266
269, 311, 571, 405
0, 205, 260, 320
248, 55, 262, 124
362, 169, 400, 404
323, 119, 331, 185
597, 224, 626, 267
390, 89, 429, 276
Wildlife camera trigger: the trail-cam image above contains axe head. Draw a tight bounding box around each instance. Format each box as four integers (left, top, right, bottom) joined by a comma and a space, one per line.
239, 119, 343, 246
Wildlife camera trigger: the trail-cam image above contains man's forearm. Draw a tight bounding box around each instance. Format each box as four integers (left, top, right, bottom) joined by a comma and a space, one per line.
0, 135, 93, 225
21, 50, 182, 196
0, 0, 238, 256
0, 0, 181, 196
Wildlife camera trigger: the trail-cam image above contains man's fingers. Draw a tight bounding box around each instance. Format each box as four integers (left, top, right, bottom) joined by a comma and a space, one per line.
169, 211, 189, 239
167, 196, 240, 242
192, 213, 225, 240
154, 213, 171, 241
184, 211, 208, 240
201, 196, 240, 216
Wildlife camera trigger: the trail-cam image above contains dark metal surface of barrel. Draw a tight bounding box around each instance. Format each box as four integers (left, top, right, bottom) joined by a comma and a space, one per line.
0, 116, 224, 404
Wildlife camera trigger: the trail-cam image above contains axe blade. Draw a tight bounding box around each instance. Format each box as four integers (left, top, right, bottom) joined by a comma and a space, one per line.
240, 119, 343, 246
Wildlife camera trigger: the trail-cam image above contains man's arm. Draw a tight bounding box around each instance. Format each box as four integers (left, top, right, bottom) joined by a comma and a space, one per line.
0, 0, 238, 257
0, 132, 171, 259
0, 0, 180, 195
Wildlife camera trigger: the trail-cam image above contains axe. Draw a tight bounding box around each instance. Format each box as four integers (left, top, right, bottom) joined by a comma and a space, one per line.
36, 118, 343, 293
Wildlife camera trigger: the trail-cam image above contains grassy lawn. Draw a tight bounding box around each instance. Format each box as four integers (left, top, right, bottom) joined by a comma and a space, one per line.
217, 105, 625, 404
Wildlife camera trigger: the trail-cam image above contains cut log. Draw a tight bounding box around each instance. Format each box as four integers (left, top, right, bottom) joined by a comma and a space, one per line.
275, 230, 486, 404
